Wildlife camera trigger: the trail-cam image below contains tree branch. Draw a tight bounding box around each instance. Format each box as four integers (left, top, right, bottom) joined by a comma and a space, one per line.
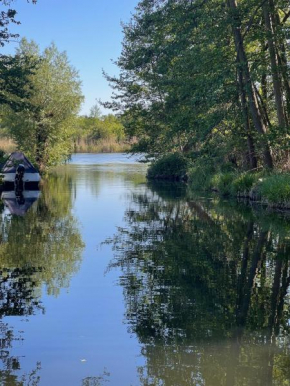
242, 0, 267, 40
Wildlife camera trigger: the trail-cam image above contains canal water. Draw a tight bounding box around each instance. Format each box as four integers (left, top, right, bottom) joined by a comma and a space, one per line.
1, 153, 290, 385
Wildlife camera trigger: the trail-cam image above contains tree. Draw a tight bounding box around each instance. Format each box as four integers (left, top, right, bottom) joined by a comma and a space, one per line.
2, 39, 84, 170
0, 53, 37, 111
74, 111, 126, 148
0, 1, 38, 112
106, 0, 290, 171
89, 102, 102, 119
0, 0, 37, 47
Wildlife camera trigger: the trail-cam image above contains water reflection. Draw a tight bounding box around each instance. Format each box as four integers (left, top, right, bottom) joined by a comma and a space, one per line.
0, 174, 84, 385
82, 368, 111, 386
52, 162, 147, 198
0, 321, 41, 385
1, 190, 41, 216
108, 183, 290, 386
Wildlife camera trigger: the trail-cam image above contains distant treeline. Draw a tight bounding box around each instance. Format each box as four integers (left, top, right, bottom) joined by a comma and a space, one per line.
73, 108, 131, 153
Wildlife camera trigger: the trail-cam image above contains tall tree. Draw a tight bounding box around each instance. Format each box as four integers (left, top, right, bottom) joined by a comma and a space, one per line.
0, 1, 38, 111
2, 39, 84, 170
106, 0, 290, 171
226, 0, 273, 168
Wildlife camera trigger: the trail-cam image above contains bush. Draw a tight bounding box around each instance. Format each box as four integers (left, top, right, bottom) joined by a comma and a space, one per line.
231, 172, 258, 196
255, 173, 290, 206
188, 164, 215, 190
211, 172, 236, 195
147, 153, 188, 181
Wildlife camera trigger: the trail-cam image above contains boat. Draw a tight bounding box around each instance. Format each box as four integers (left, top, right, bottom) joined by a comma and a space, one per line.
1, 190, 41, 216
0, 152, 41, 187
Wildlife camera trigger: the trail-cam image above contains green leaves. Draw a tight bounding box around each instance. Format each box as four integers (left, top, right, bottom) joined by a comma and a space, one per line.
107, 0, 290, 171
2, 39, 83, 170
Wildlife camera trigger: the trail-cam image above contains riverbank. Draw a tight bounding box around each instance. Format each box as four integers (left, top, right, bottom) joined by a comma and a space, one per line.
0, 137, 132, 155
146, 154, 290, 211
188, 167, 290, 211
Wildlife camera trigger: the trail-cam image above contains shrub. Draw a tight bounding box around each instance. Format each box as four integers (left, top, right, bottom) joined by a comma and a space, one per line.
147, 153, 188, 181
231, 172, 258, 196
256, 173, 290, 206
211, 172, 236, 195
188, 164, 215, 191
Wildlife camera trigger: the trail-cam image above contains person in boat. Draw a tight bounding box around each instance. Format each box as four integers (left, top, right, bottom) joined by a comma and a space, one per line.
15, 164, 25, 191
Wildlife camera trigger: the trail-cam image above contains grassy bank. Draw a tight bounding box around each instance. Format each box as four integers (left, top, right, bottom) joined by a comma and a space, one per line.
146, 154, 290, 210
188, 167, 290, 210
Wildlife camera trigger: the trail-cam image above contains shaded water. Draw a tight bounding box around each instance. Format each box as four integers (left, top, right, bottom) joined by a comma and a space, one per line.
1, 153, 290, 385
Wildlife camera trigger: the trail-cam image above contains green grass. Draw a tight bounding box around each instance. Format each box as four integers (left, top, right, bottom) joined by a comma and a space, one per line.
187, 164, 215, 190
211, 172, 236, 195
255, 173, 290, 206
188, 165, 290, 208
230, 172, 264, 196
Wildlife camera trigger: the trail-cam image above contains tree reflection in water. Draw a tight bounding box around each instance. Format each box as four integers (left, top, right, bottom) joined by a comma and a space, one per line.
0, 173, 84, 385
107, 182, 290, 386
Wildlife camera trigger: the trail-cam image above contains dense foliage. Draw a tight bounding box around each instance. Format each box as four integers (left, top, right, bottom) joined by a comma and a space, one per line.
74, 105, 128, 153
146, 152, 188, 180
1, 39, 83, 170
0, 1, 37, 111
106, 0, 290, 173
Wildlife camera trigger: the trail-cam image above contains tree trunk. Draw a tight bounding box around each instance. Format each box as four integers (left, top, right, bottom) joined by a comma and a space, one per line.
271, 2, 290, 124
238, 68, 258, 169
36, 124, 48, 173
227, 0, 273, 169
263, 1, 286, 128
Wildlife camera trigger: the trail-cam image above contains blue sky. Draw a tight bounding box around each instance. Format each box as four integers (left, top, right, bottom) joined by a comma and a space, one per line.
3, 0, 139, 114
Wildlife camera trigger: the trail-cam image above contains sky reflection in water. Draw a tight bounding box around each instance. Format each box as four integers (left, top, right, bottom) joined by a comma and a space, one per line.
0, 153, 290, 385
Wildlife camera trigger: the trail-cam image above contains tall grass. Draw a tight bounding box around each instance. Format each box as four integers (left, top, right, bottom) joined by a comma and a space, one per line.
0, 138, 16, 153
255, 173, 290, 206
0, 136, 131, 156
74, 138, 131, 153
188, 165, 290, 208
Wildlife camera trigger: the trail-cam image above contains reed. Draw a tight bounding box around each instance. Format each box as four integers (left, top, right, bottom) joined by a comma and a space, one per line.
0, 136, 132, 155
0, 138, 17, 153
73, 138, 131, 153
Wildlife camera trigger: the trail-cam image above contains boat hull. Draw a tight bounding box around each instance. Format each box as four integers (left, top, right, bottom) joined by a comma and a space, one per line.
1, 172, 41, 183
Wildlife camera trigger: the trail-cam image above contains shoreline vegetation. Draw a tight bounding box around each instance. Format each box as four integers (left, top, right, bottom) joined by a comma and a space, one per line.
146, 154, 290, 211
188, 169, 290, 211
73, 138, 131, 153
1, 1, 290, 215
106, 0, 290, 214
0, 136, 131, 155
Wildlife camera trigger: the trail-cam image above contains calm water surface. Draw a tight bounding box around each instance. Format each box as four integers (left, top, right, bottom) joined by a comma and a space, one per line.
1, 153, 290, 385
